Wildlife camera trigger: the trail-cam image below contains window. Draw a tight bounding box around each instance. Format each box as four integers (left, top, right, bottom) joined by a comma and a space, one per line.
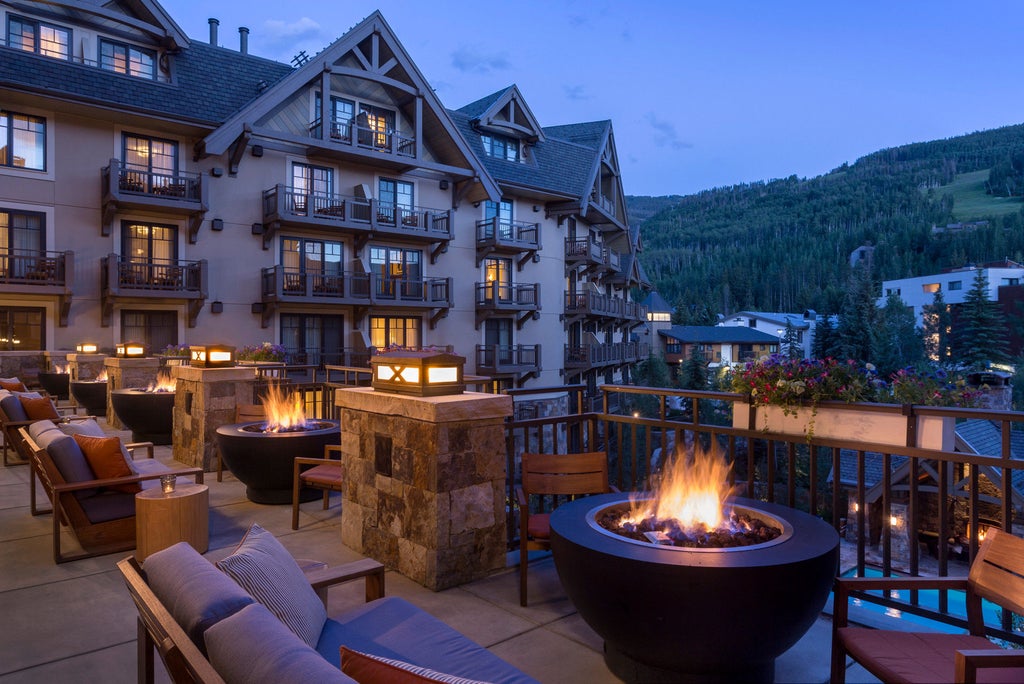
484, 318, 512, 350
356, 103, 394, 148
123, 222, 177, 263
121, 310, 176, 351
1002, 278, 1019, 286
370, 316, 420, 349
0, 209, 45, 278
0, 307, 44, 350
122, 133, 177, 191
7, 15, 71, 60
886, 288, 901, 297
99, 38, 155, 79
313, 93, 355, 139
648, 312, 671, 322
922, 283, 940, 294
948, 281, 962, 291
291, 163, 333, 213
484, 199, 513, 239
483, 257, 512, 302
370, 246, 421, 298
0, 110, 46, 171
280, 313, 343, 366
378, 178, 414, 224
481, 134, 520, 162
282, 237, 342, 293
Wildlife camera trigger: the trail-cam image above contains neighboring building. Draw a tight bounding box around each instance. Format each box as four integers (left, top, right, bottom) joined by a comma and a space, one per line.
879, 260, 1024, 326
655, 325, 778, 368
717, 310, 818, 359
636, 291, 674, 352
0, 2, 647, 395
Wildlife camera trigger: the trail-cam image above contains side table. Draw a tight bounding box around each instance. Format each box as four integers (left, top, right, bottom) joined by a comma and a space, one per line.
135, 483, 209, 562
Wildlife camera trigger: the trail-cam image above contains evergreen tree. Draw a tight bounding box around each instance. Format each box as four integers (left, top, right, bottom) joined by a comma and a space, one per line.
782, 320, 802, 359
677, 343, 709, 389
954, 268, 1010, 369
871, 293, 924, 375
838, 264, 877, 362
921, 290, 953, 366
811, 314, 842, 359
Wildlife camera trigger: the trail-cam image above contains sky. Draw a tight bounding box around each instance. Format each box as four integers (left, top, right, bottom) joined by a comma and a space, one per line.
166, 1, 1024, 197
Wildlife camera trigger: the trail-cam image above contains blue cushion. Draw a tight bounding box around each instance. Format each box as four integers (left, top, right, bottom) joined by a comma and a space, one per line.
205, 603, 355, 684
45, 435, 98, 500
78, 490, 135, 522
143, 542, 254, 652
317, 597, 539, 684
1, 394, 27, 421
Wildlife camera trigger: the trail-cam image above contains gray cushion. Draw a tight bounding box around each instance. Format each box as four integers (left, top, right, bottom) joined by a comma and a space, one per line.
205, 603, 355, 684
317, 597, 539, 684
29, 420, 60, 441
216, 524, 327, 649
57, 418, 106, 437
45, 435, 98, 499
1, 394, 27, 421
143, 542, 254, 652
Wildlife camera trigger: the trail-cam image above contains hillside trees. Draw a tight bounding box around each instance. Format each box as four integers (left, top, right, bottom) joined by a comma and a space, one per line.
954, 268, 1010, 369
872, 293, 925, 375
921, 290, 953, 366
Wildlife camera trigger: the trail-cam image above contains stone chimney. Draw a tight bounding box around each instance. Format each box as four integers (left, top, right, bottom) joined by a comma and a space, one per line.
239, 26, 249, 54
208, 18, 218, 46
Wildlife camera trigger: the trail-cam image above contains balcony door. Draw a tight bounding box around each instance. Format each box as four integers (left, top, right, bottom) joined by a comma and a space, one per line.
370, 246, 421, 299
484, 199, 513, 240
291, 163, 333, 214
121, 309, 176, 352
0, 209, 44, 278
281, 237, 342, 293
484, 319, 512, 364
378, 178, 413, 225
357, 103, 394, 148
280, 313, 342, 366
122, 221, 177, 284
483, 257, 512, 303
122, 133, 177, 192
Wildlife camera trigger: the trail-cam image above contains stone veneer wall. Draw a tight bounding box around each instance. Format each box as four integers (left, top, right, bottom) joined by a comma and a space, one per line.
171, 366, 259, 470
336, 387, 512, 591
66, 353, 107, 381
103, 357, 161, 430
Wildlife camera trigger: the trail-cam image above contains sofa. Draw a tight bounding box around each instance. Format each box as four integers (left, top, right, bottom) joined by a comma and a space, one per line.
119, 524, 539, 684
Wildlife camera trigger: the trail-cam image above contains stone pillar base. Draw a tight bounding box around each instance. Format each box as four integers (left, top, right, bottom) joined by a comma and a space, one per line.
171, 365, 258, 471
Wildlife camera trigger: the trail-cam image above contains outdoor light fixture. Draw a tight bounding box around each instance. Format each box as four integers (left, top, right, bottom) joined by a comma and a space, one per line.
115, 342, 146, 358
190, 344, 236, 368
370, 350, 465, 397
75, 342, 99, 353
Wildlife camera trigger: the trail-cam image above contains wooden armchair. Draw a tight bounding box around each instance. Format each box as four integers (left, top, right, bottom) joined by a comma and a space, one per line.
831, 527, 1024, 683
291, 444, 343, 530
516, 451, 616, 606
22, 425, 203, 563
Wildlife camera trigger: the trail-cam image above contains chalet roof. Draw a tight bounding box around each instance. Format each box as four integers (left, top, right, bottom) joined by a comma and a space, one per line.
0, 37, 292, 126
722, 311, 811, 330
658, 326, 779, 344
642, 291, 674, 313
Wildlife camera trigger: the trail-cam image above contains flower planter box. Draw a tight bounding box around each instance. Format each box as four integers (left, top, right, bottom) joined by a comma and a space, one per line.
732, 402, 954, 451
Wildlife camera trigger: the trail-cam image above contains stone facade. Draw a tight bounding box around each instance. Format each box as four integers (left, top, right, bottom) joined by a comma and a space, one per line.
103, 357, 162, 430
171, 365, 259, 470
66, 353, 107, 381
337, 387, 512, 590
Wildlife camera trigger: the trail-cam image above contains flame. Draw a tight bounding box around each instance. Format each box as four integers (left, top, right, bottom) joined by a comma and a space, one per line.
260, 383, 308, 432
95, 370, 108, 382
623, 444, 735, 532
53, 364, 69, 374
146, 371, 175, 393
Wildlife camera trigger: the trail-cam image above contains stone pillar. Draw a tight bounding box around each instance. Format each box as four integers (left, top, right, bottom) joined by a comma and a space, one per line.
67, 353, 107, 381
336, 387, 512, 591
104, 357, 161, 430
42, 351, 69, 372
172, 365, 258, 470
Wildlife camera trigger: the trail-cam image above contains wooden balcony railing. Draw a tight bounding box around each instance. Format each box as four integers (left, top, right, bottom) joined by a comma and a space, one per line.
563, 291, 647, 322
260, 266, 451, 309
0, 250, 74, 325
101, 159, 207, 239
564, 341, 650, 370
308, 117, 416, 158
100, 254, 207, 326
475, 344, 541, 379
474, 282, 540, 309
476, 218, 541, 269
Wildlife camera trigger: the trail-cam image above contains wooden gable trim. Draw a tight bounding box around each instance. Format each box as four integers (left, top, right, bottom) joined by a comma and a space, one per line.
474, 86, 545, 143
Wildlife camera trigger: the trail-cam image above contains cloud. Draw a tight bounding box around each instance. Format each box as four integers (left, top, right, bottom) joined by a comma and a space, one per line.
261, 17, 324, 42
563, 84, 588, 101
644, 112, 693, 150
450, 46, 511, 74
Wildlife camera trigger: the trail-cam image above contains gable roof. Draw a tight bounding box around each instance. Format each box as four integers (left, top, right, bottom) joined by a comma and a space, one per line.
458, 85, 545, 142
658, 326, 780, 344
722, 311, 811, 330
642, 291, 674, 313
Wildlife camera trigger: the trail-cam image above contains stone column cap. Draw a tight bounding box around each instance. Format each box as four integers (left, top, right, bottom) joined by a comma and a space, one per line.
335, 387, 512, 423
171, 366, 258, 382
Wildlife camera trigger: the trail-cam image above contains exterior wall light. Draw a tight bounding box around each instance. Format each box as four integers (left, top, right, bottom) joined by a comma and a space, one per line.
370, 350, 465, 397
190, 344, 236, 368
76, 343, 99, 353
116, 342, 146, 358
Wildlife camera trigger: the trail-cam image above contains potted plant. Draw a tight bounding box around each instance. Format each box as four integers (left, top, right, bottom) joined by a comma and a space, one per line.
237, 342, 288, 364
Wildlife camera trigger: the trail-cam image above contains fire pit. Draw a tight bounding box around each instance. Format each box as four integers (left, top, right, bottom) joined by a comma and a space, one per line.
110, 372, 175, 444
70, 373, 108, 416
38, 367, 70, 400
549, 448, 839, 683
215, 384, 340, 504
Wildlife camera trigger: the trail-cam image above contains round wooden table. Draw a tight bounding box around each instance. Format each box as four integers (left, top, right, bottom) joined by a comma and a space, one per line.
135, 482, 209, 561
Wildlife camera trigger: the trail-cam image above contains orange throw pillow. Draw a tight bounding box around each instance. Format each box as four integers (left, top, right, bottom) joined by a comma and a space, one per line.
0, 379, 27, 392
19, 395, 59, 420
73, 434, 140, 494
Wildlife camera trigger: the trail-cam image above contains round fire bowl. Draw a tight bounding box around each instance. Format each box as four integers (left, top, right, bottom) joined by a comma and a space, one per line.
38, 372, 70, 400
110, 389, 175, 445
215, 420, 340, 504
70, 380, 108, 416
550, 494, 839, 683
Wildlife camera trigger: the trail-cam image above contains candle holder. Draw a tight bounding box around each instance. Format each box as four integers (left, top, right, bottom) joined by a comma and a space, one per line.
160, 473, 177, 494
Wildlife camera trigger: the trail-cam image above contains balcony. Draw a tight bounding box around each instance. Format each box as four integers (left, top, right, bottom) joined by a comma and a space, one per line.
0, 250, 73, 325
101, 160, 208, 241
563, 291, 647, 327
475, 344, 541, 386
564, 341, 650, 371
475, 218, 541, 270
308, 116, 416, 159
100, 254, 208, 327
565, 237, 621, 278
474, 281, 541, 329
258, 266, 451, 329
260, 185, 451, 261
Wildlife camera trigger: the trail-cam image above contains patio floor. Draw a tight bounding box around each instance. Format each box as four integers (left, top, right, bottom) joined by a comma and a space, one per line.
0, 419, 881, 683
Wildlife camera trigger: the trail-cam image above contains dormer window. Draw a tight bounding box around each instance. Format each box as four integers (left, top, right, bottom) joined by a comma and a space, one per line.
481, 134, 520, 162
99, 38, 155, 79
7, 15, 71, 60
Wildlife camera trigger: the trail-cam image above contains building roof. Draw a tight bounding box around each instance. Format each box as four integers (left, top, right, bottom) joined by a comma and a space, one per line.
721, 311, 811, 330
658, 326, 780, 344
642, 291, 674, 313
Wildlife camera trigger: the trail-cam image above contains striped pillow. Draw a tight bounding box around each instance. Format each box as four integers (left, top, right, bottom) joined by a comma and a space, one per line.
216, 523, 327, 648
340, 647, 491, 684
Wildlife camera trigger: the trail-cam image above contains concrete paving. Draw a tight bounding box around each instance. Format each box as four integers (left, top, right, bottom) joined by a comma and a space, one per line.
0, 420, 881, 683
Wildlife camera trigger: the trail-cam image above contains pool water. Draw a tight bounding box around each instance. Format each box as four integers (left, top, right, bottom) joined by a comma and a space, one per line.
841, 567, 1004, 633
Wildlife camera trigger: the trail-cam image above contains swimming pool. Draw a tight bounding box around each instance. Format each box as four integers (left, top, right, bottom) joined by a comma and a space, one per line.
841, 567, 1004, 633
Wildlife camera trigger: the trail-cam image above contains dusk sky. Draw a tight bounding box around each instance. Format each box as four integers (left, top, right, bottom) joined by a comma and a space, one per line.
167, 1, 1024, 197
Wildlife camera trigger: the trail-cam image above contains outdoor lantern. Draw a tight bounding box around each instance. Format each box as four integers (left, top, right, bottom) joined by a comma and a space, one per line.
76, 342, 98, 353
370, 350, 465, 397
116, 342, 146, 358
190, 344, 236, 368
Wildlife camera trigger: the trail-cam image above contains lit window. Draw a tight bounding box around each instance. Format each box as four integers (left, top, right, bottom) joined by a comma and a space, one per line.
648, 312, 671, 322
100, 38, 155, 79
7, 16, 71, 60
481, 134, 520, 162
0, 110, 46, 171
922, 283, 939, 294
